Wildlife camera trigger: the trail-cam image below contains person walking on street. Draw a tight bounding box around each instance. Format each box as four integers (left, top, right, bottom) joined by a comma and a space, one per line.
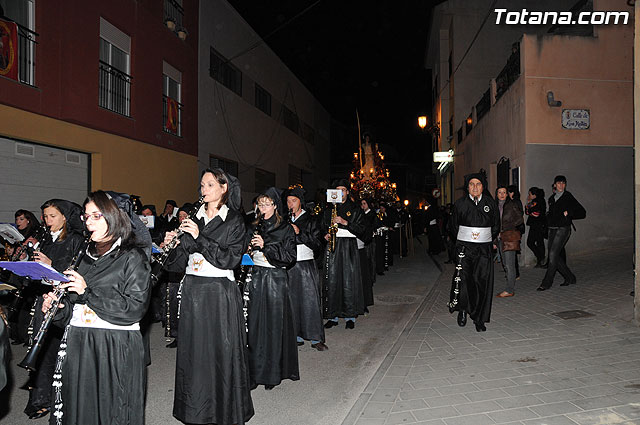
495, 185, 524, 298
448, 172, 500, 332
525, 187, 547, 267
537, 175, 586, 291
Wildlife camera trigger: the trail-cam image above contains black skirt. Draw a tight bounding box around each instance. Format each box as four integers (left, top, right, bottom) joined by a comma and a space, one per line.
173, 275, 254, 425
449, 242, 494, 325
247, 266, 300, 387
322, 237, 364, 318
287, 259, 324, 342
359, 247, 374, 307
54, 326, 145, 425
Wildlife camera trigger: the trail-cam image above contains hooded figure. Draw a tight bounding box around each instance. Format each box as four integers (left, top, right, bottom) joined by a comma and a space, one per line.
321, 179, 366, 329
285, 186, 327, 351
244, 186, 299, 389
448, 172, 500, 332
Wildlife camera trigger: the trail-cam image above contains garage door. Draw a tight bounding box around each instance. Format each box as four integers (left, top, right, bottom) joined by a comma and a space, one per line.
0, 137, 90, 223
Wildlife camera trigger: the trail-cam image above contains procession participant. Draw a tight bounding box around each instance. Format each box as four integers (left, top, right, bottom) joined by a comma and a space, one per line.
537, 175, 586, 291
358, 198, 376, 313
163, 168, 254, 424
245, 187, 299, 390
448, 173, 500, 332
374, 203, 391, 275
42, 190, 151, 425
161, 202, 191, 349
285, 186, 327, 351
23, 199, 85, 420
321, 179, 366, 329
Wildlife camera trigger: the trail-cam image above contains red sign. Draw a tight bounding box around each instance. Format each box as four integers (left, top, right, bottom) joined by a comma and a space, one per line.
165, 97, 179, 134
432, 188, 441, 198
0, 19, 18, 81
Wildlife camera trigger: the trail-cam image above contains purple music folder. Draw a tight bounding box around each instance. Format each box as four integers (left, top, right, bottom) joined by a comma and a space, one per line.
0, 261, 69, 282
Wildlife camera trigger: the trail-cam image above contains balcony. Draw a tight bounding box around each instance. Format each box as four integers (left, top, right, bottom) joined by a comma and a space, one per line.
164, 0, 184, 29
98, 60, 132, 117
163, 94, 183, 137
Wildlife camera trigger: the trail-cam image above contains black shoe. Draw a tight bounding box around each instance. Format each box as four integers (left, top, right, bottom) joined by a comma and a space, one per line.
311, 342, 329, 351
29, 408, 50, 419
297, 340, 304, 346
265, 385, 275, 390
475, 322, 486, 332
166, 340, 178, 348
364, 307, 369, 314
345, 320, 355, 329
324, 320, 338, 329
457, 311, 467, 327
560, 278, 576, 287
537, 286, 549, 291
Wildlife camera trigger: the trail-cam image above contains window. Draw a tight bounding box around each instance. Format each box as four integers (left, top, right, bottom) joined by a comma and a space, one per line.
163, 61, 182, 136
1, 0, 36, 85
164, 0, 183, 29
282, 106, 299, 134
99, 18, 131, 116
301, 123, 315, 145
254, 83, 271, 116
254, 168, 275, 193
210, 47, 242, 96
210, 155, 238, 177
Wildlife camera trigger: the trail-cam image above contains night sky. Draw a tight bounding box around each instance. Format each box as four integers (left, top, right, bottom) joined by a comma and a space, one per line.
228, 0, 442, 166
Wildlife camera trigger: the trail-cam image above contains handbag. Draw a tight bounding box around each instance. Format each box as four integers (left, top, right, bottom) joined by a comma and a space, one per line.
501, 230, 521, 252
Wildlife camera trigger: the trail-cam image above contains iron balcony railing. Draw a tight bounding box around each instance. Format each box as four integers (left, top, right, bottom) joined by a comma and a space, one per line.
476, 89, 491, 122
164, 0, 184, 28
163, 94, 183, 137
495, 43, 521, 101
98, 60, 132, 117
16, 23, 37, 86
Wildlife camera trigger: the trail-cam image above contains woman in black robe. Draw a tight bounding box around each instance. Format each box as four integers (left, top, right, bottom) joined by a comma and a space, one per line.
285, 186, 326, 351
42, 190, 151, 425
245, 187, 299, 390
358, 199, 376, 311
165, 168, 254, 424
23, 199, 84, 420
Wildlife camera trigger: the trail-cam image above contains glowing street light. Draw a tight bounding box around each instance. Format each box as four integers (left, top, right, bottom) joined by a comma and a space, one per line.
418, 116, 427, 129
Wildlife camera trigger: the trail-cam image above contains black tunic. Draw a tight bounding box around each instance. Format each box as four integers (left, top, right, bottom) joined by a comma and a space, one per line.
51, 241, 151, 425
28, 231, 85, 413
449, 194, 500, 326
245, 215, 300, 387
321, 199, 366, 319
287, 210, 325, 342
166, 206, 254, 425
359, 210, 376, 307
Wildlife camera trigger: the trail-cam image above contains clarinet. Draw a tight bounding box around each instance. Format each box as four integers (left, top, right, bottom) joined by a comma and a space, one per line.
150, 196, 205, 285
18, 234, 91, 371
238, 213, 265, 333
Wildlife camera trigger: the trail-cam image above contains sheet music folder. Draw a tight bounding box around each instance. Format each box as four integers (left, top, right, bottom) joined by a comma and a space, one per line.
241, 254, 254, 266
0, 224, 25, 244
0, 261, 69, 282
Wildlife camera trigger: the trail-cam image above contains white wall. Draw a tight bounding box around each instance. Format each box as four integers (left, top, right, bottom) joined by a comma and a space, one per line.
198, 0, 330, 209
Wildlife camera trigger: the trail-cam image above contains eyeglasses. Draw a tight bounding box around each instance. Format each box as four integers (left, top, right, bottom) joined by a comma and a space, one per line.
257, 203, 274, 208
81, 212, 104, 222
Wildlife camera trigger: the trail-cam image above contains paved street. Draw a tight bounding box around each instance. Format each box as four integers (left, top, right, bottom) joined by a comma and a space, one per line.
2, 242, 638, 425
345, 245, 640, 425
0, 237, 441, 424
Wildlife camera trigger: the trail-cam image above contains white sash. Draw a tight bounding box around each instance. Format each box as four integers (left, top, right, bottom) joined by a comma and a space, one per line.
296, 244, 314, 261
252, 251, 275, 268
337, 228, 356, 238
186, 253, 235, 280
457, 225, 492, 243
70, 305, 140, 330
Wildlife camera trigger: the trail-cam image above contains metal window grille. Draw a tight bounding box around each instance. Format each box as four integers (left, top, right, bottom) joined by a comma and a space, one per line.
98, 60, 132, 116
210, 48, 242, 96
162, 95, 183, 136
16, 23, 37, 86
254, 83, 271, 116
210, 156, 238, 177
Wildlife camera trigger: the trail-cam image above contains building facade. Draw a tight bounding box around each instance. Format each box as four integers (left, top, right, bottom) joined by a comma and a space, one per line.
0, 0, 200, 221
426, 0, 633, 261
199, 0, 331, 210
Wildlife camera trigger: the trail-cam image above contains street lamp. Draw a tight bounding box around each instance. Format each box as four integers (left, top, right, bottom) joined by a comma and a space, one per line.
404, 199, 409, 206
418, 116, 427, 129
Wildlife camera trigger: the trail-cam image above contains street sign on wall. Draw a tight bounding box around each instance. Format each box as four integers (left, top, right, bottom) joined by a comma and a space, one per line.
562, 109, 590, 130
433, 150, 453, 162
432, 188, 441, 198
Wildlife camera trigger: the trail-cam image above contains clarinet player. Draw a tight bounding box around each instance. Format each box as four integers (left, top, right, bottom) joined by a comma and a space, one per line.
164, 168, 254, 425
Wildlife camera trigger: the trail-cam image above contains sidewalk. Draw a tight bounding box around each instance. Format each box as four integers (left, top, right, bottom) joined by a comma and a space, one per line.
345, 245, 640, 425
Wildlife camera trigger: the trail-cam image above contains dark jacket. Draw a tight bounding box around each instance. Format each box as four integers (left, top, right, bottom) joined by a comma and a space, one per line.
40, 231, 86, 272
246, 214, 297, 269
525, 197, 546, 227
320, 199, 366, 241
291, 210, 323, 257
500, 199, 524, 238
547, 191, 586, 228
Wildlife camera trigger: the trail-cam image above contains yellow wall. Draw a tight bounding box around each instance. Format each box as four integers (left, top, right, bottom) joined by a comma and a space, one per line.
0, 104, 199, 209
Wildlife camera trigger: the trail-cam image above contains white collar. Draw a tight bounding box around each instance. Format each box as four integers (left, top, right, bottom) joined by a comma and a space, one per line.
50, 229, 62, 242
86, 237, 122, 260
197, 203, 229, 222
292, 209, 306, 222
364, 209, 371, 214
469, 194, 483, 202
